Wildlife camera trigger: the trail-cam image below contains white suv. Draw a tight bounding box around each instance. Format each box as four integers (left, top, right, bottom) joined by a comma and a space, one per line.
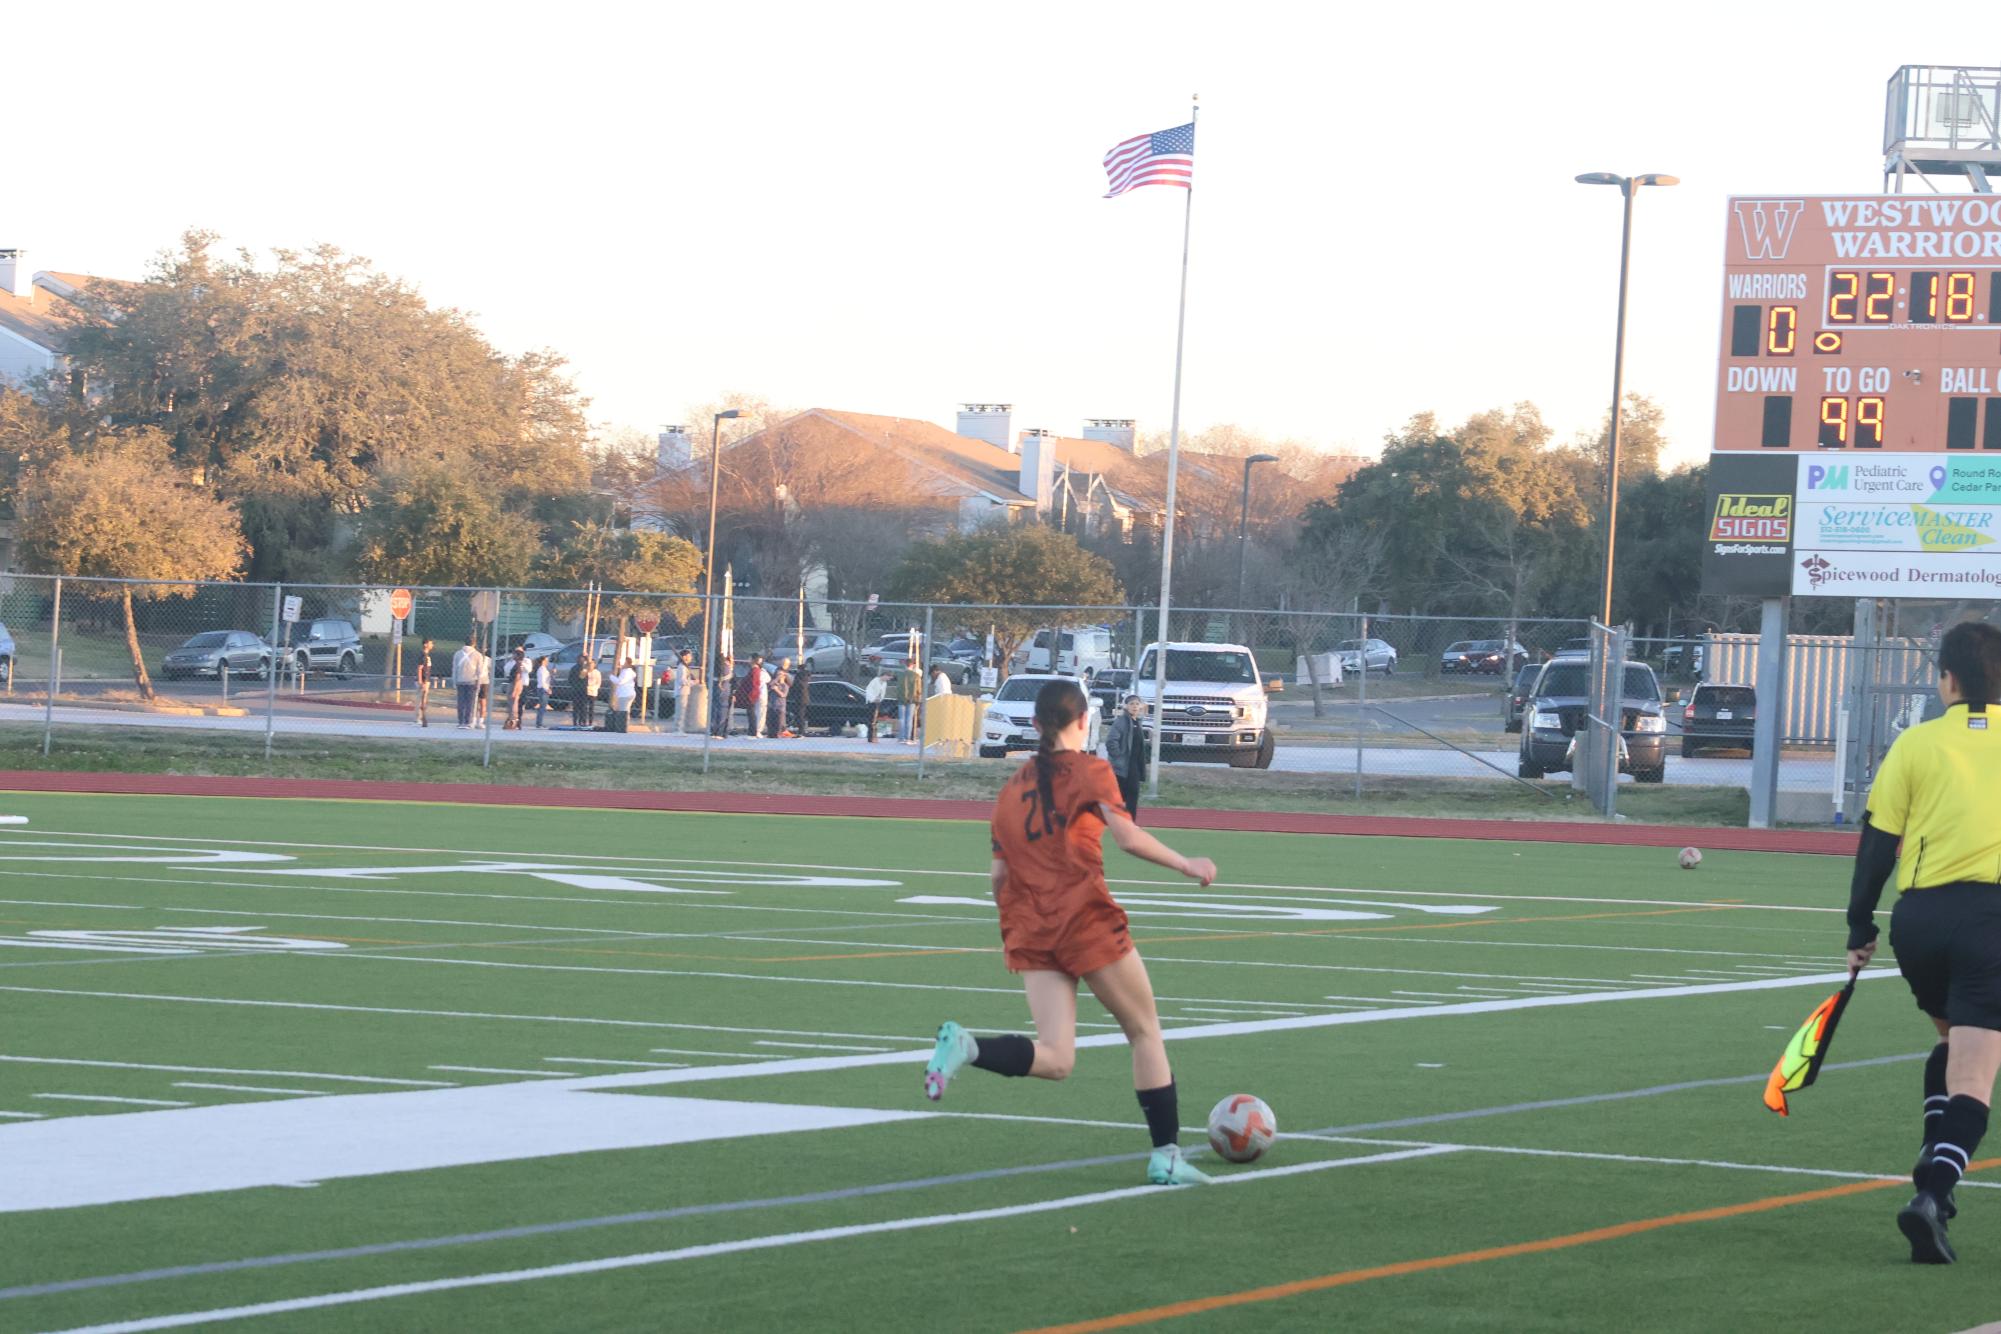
1132, 642, 1274, 768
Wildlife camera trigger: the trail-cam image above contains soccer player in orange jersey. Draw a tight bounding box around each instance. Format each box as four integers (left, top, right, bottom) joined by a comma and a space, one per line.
923, 679, 1218, 1185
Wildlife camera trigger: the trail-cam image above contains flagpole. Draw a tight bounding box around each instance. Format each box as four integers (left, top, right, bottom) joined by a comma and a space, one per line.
1146, 96, 1196, 800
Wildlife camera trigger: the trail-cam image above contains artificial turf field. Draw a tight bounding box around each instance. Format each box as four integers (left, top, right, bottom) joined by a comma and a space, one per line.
0, 792, 1989, 1333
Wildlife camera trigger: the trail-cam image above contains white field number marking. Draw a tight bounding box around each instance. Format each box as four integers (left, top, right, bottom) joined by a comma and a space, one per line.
0, 927, 348, 955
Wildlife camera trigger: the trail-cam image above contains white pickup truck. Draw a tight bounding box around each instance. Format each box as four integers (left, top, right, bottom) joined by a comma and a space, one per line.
1132, 641, 1275, 769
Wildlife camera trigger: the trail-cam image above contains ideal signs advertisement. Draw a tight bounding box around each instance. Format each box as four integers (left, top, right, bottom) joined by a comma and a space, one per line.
1792, 454, 2001, 596
1701, 453, 2001, 597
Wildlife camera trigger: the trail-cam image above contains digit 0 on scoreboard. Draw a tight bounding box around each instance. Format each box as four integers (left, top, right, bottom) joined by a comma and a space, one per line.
1716, 196, 2001, 452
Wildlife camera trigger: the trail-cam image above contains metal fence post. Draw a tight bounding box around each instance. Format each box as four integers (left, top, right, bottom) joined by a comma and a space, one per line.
264, 584, 282, 763
702, 593, 715, 777
482, 589, 499, 769
1354, 613, 1368, 801
41, 576, 61, 757
917, 605, 932, 781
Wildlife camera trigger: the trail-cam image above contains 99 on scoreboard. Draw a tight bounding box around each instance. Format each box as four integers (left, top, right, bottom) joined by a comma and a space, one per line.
1714, 197, 2001, 453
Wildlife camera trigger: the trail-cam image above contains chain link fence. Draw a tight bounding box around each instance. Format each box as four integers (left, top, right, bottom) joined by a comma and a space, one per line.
4, 570, 1916, 822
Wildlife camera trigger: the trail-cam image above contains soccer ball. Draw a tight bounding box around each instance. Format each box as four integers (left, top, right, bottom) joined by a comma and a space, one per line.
1207, 1093, 1277, 1164
1678, 846, 1702, 870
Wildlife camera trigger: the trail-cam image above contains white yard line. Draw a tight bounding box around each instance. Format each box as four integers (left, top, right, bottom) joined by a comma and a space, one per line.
0, 1055, 453, 1088
171, 1083, 328, 1098
38, 1146, 1459, 1334
33, 1094, 191, 1108
647, 1048, 784, 1060
0, 1110, 44, 1119
539, 1058, 689, 1069
750, 1041, 892, 1053
426, 1066, 567, 1078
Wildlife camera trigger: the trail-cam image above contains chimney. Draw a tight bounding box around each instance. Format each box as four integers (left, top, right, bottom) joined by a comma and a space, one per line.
0, 250, 26, 300
1082, 418, 1136, 452
657, 425, 693, 471
956, 403, 1014, 452
1017, 429, 1057, 512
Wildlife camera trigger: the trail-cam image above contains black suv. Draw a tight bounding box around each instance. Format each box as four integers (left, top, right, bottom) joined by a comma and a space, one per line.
1518, 657, 1668, 783
293, 619, 363, 678
1680, 683, 1756, 757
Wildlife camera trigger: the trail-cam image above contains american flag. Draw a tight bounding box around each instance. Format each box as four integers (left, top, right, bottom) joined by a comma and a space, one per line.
1102, 122, 1194, 198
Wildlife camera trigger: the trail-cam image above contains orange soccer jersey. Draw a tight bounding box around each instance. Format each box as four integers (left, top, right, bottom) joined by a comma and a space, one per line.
989, 751, 1133, 977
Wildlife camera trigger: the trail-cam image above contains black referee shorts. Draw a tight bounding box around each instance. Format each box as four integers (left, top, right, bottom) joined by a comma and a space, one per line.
1890, 883, 2001, 1031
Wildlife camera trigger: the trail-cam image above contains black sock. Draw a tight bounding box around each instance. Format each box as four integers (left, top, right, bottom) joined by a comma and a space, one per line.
1924, 1094, 1989, 1200
969, 1033, 1034, 1078
1922, 1043, 1950, 1155
1136, 1081, 1179, 1149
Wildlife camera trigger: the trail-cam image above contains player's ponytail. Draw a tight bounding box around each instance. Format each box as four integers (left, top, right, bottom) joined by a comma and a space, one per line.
1032, 679, 1090, 823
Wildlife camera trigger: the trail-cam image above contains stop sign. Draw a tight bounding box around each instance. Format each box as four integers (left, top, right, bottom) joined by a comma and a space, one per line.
388, 588, 414, 621
635, 615, 661, 634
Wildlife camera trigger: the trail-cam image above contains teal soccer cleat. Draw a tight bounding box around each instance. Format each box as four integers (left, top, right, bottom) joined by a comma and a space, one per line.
1146, 1145, 1212, 1186
923, 1021, 977, 1102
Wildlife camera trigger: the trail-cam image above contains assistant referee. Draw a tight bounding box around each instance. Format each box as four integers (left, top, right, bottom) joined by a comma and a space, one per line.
1847, 620, 2001, 1264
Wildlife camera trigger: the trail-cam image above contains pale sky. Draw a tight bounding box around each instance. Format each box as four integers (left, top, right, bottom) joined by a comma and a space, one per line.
12, 2, 1997, 469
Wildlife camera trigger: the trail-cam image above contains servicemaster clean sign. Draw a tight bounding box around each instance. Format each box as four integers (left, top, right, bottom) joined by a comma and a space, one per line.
1792, 455, 2001, 595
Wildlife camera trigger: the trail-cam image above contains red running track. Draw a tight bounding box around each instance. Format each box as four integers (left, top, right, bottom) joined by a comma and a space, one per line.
0, 770, 1856, 856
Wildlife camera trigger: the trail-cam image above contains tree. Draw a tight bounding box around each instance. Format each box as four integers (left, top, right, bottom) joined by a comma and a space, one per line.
1612, 465, 1709, 638
1573, 393, 1670, 485
349, 458, 540, 589
52, 231, 595, 578
887, 523, 1120, 672
534, 521, 702, 627
14, 432, 247, 700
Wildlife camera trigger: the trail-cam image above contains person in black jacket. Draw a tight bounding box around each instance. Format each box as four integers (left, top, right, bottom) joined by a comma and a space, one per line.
1103, 694, 1149, 822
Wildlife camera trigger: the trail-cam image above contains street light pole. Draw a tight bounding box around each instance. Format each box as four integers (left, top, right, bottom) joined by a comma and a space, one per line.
1575, 171, 1676, 628
699, 409, 741, 683
1235, 453, 1280, 611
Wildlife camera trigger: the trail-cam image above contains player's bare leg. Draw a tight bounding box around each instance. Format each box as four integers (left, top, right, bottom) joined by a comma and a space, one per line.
1084, 950, 1207, 1185
923, 972, 1075, 1101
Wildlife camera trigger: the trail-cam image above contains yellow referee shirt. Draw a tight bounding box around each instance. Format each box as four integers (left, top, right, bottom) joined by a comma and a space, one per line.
1867, 702, 2001, 892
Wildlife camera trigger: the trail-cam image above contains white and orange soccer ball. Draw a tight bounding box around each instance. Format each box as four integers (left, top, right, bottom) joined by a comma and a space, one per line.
1206, 1093, 1277, 1164
1678, 846, 1703, 870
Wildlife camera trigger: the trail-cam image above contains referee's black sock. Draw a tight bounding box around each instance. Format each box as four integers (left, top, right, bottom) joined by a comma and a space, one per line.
970, 1033, 1035, 1078
1136, 1081, 1180, 1149
1920, 1043, 1951, 1166
1923, 1095, 1990, 1201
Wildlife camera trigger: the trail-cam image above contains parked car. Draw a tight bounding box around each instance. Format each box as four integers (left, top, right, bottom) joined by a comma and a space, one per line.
1518, 658, 1668, 782
802, 678, 878, 735
1440, 639, 1527, 675
1132, 642, 1274, 769
1501, 662, 1539, 733
1014, 627, 1116, 677
493, 632, 565, 679
543, 637, 619, 709
1334, 638, 1397, 676
0, 621, 17, 687
944, 636, 987, 665
1680, 682, 1757, 757
162, 630, 275, 680
768, 631, 852, 673
1661, 642, 1708, 680
862, 633, 973, 684
980, 673, 1104, 758
292, 619, 363, 678
1090, 667, 1136, 719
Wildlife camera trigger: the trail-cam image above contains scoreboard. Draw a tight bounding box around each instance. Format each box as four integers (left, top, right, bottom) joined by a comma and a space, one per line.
1715, 196, 2001, 452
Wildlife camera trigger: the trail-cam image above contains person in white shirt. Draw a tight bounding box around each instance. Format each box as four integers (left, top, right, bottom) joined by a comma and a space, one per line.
930, 665, 954, 698
612, 659, 638, 722
451, 641, 480, 728
534, 656, 552, 729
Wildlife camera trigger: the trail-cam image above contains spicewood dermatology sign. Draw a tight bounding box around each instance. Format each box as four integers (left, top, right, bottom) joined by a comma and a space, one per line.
1705, 452, 2001, 596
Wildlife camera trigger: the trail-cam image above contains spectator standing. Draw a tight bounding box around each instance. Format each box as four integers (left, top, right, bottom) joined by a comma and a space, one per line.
711, 653, 736, 738
896, 661, 923, 744
673, 650, 696, 725
451, 640, 479, 729
505, 647, 529, 729
865, 670, 889, 743
581, 658, 603, 729
930, 663, 954, 698
567, 656, 588, 729
1104, 694, 1149, 822
769, 658, 794, 738
793, 661, 814, 736
611, 658, 638, 728
740, 654, 768, 738
414, 639, 435, 727
534, 656, 552, 729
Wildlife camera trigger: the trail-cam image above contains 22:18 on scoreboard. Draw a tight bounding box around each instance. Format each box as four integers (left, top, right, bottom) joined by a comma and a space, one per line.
1716, 196, 2001, 452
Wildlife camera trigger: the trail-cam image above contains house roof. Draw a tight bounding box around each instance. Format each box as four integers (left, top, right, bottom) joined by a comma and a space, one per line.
0, 274, 93, 353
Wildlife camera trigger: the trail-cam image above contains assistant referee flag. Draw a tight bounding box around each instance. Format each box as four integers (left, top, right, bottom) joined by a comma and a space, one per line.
1103, 123, 1194, 198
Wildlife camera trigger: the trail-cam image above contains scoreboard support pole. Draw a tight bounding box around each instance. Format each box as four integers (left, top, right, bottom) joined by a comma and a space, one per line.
1747, 596, 1789, 829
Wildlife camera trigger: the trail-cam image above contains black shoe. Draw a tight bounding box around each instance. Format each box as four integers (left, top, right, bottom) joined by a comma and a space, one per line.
1898, 1192, 1957, 1264
1912, 1153, 1960, 1220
